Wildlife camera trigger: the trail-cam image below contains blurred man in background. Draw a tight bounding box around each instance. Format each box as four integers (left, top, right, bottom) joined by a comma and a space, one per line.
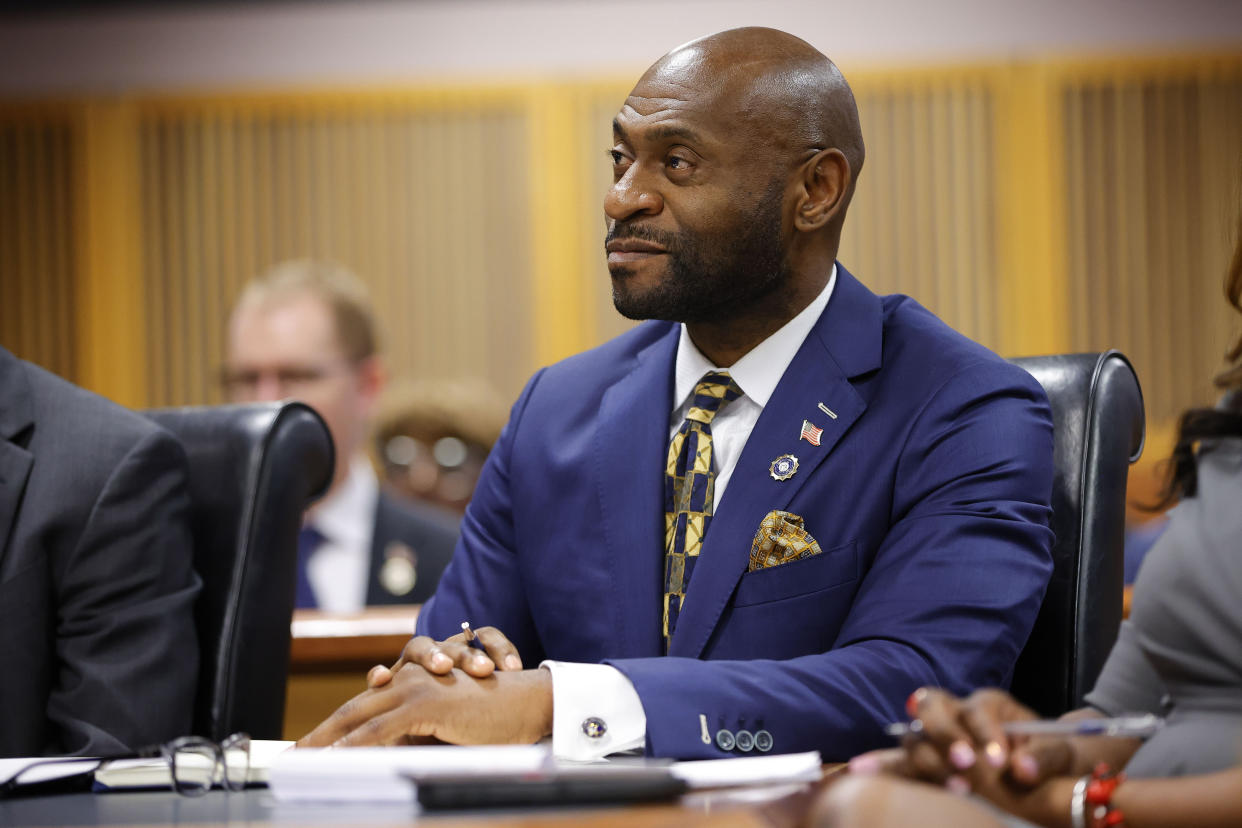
224, 260, 458, 611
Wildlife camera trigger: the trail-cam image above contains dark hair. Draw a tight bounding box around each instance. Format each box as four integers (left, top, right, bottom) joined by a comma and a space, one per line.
1157, 210, 1242, 505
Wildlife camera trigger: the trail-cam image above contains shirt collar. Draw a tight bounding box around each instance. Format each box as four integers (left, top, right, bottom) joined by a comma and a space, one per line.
673, 263, 837, 411
307, 454, 378, 547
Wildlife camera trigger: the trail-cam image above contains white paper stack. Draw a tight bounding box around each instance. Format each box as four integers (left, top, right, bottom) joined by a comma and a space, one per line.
670, 750, 822, 788
267, 744, 554, 804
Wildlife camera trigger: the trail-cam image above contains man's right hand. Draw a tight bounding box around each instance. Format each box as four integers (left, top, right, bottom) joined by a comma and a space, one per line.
367, 625, 524, 688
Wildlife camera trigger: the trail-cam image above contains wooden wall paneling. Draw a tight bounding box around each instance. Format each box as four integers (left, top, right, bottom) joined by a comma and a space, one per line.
9, 123, 34, 360
993, 65, 1070, 359
527, 84, 590, 368
838, 72, 1002, 353
0, 123, 15, 353
138, 116, 164, 405
186, 113, 205, 400
1057, 60, 1242, 424
48, 121, 77, 378
6, 55, 1239, 416
75, 102, 147, 408
971, 82, 1000, 350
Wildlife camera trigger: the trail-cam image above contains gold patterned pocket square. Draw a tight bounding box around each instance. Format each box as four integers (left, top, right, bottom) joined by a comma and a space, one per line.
748, 510, 824, 572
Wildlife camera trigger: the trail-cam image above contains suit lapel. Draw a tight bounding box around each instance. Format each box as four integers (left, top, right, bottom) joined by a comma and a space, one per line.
0, 349, 35, 568
669, 266, 884, 658
595, 325, 679, 658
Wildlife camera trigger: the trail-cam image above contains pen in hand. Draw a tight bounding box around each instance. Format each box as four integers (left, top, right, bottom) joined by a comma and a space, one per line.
460, 621, 486, 651
885, 713, 1164, 739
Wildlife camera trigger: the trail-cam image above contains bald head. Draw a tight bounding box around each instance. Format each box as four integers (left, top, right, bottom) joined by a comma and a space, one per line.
605, 28, 865, 362
642, 27, 865, 191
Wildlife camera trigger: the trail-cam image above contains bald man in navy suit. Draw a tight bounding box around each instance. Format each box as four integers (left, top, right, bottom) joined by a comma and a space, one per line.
301, 28, 1054, 761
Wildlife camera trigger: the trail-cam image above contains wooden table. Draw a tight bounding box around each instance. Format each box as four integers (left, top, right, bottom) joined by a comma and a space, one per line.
284, 606, 421, 739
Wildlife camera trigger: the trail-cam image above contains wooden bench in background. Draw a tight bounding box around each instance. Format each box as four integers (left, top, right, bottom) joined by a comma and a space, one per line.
284, 606, 420, 740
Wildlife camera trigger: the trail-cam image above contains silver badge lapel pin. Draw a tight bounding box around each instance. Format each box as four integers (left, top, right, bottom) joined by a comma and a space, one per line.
817, 402, 838, 420
769, 454, 799, 481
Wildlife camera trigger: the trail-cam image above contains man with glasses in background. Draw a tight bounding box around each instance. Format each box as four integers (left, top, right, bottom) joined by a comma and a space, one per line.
224, 261, 458, 611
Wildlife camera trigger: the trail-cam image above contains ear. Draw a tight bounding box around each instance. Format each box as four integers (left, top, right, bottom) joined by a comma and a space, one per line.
793, 148, 850, 233
355, 355, 387, 410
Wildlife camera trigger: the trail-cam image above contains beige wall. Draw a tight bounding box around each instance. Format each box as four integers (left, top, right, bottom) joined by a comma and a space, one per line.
2, 0, 1242, 96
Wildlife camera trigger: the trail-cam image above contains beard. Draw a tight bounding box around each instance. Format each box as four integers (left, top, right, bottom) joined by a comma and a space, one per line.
606, 182, 792, 324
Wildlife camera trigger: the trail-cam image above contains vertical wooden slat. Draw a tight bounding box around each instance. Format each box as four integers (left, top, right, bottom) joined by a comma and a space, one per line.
140, 117, 165, 404
200, 114, 224, 404
12, 124, 35, 360
527, 84, 589, 367
994, 64, 1070, 358
74, 102, 147, 407
216, 110, 240, 355
49, 122, 76, 378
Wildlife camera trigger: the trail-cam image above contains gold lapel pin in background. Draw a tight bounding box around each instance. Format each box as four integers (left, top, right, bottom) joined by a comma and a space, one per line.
380, 541, 418, 596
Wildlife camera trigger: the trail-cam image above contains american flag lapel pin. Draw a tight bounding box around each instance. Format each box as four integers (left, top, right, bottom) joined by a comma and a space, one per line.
799, 419, 823, 446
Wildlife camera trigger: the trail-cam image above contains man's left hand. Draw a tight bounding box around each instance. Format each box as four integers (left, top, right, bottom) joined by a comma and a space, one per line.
297, 665, 554, 748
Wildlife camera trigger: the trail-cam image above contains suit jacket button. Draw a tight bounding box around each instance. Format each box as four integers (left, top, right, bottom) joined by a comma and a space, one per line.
715, 729, 736, 751
734, 729, 755, 752
581, 717, 607, 738
754, 730, 774, 752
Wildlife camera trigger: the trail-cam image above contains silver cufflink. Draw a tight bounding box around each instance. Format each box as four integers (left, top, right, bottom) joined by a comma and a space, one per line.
581, 717, 607, 739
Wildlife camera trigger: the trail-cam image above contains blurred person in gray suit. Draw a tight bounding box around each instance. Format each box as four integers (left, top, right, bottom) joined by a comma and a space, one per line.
0, 345, 200, 757
224, 261, 458, 611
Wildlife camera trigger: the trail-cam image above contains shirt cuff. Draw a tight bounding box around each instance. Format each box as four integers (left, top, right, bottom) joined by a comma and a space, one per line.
540, 661, 647, 761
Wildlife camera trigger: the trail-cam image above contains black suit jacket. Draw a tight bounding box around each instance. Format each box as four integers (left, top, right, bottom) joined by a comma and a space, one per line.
0, 348, 201, 757
364, 492, 458, 606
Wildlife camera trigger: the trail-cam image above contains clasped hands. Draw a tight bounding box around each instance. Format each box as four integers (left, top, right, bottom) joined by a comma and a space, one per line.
296, 626, 553, 748
844, 685, 1117, 824
847, 688, 1107, 822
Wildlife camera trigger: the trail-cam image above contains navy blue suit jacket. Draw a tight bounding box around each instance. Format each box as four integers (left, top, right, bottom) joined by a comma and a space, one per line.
419, 266, 1055, 759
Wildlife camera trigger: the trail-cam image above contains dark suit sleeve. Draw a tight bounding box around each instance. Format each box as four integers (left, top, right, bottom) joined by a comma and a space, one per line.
44, 427, 201, 755
608, 364, 1055, 759
415, 370, 545, 660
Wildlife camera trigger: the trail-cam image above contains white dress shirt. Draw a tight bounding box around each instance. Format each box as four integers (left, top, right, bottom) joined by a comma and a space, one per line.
543, 265, 838, 760
305, 455, 379, 613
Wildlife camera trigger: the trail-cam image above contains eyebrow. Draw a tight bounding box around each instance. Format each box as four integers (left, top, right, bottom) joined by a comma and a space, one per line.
612, 118, 704, 146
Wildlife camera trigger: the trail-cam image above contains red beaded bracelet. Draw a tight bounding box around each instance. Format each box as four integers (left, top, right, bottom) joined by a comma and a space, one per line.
1085, 762, 1127, 828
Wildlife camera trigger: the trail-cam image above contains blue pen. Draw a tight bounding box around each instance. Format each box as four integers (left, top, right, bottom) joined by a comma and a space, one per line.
460, 621, 487, 652
885, 713, 1164, 739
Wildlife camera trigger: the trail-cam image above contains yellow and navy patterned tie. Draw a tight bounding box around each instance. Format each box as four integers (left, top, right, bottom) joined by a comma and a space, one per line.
663, 371, 743, 648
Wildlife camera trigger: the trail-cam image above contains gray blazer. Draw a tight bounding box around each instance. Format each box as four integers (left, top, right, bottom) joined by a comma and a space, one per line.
1086, 438, 1242, 778
0, 347, 200, 757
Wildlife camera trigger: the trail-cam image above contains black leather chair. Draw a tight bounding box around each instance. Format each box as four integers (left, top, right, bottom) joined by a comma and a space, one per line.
1008, 352, 1145, 717
144, 402, 333, 741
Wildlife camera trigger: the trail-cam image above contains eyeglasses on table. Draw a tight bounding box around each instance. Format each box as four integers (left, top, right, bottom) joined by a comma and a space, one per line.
0, 732, 250, 798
